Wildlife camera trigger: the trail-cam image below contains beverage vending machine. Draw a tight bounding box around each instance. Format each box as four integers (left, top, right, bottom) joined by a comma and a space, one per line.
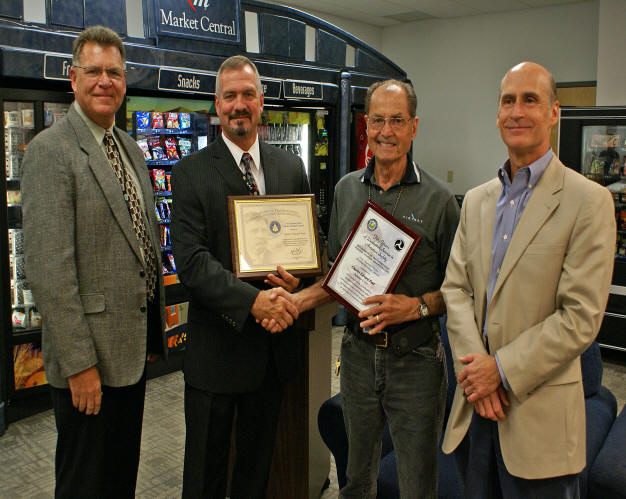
559, 106, 626, 352
0, 88, 73, 423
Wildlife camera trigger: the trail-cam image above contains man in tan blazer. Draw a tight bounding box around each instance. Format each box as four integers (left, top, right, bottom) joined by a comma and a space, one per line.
441, 62, 615, 497
22, 26, 166, 498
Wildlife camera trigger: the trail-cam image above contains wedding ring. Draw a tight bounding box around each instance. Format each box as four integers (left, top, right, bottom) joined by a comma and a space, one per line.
376, 314, 380, 323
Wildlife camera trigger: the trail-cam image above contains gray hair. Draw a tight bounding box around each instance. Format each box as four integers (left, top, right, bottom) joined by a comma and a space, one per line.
215, 55, 263, 97
72, 25, 125, 66
365, 79, 417, 117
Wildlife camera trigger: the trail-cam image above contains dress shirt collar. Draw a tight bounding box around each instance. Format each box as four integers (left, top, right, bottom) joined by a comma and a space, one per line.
222, 132, 261, 173
73, 101, 115, 145
498, 148, 553, 190
360, 153, 421, 187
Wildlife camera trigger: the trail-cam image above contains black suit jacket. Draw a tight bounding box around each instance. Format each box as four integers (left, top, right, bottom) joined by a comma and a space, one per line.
171, 135, 311, 393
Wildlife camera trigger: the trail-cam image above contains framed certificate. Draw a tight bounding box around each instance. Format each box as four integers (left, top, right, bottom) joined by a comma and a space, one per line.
228, 194, 322, 280
322, 201, 421, 316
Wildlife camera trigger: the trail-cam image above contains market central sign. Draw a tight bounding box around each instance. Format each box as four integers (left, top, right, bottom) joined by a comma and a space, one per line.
155, 0, 240, 44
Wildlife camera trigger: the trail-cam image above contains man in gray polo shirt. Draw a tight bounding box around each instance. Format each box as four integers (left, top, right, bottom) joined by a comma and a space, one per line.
264, 79, 459, 498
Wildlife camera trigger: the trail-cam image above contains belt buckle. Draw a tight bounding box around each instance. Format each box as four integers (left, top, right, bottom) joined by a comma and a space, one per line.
377, 331, 388, 348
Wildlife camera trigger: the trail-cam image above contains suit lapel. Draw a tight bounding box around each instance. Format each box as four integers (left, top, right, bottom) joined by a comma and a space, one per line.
480, 179, 500, 290
212, 135, 252, 195
67, 108, 143, 263
491, 156, 563, 301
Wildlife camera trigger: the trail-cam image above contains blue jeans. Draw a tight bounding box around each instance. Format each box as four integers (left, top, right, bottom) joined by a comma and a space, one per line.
339, 327, 447, 499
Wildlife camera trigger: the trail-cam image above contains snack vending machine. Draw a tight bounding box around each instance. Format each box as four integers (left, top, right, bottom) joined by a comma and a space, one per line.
559, 106, 626, 352
125, 95, 219, 356
0, 89, 73, 426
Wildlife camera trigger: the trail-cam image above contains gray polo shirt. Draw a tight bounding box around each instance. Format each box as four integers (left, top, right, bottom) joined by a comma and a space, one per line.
328, 155, 460, 313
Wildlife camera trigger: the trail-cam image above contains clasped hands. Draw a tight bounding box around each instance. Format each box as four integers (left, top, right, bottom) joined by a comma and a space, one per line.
458, 352, 510, 421
251, 265, 301, 333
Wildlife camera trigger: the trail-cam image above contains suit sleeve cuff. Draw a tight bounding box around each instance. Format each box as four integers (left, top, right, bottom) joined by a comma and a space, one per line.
495, 353, 511, 391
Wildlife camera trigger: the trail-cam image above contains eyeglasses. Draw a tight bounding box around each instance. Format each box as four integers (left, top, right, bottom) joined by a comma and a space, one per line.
368, 116, 411, 131
73, 65, 127, 82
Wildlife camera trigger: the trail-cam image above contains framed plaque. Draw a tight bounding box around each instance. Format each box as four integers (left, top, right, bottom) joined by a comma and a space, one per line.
228, 194, 322, 280
322, 201, 421, 316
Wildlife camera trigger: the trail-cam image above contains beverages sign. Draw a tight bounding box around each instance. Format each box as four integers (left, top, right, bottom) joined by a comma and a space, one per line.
283, 80, 323, 100
155, 0, 240, 44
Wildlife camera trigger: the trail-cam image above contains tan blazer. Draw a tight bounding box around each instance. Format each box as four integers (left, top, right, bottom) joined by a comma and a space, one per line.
441, 155, 615, 479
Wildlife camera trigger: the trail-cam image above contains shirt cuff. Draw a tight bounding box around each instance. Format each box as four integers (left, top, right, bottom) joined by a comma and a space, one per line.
495, 353, 511, 391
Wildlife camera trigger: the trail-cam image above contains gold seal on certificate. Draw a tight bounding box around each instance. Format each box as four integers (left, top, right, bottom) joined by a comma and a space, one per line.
322, 201, 421, 316
228, 194, 322, 280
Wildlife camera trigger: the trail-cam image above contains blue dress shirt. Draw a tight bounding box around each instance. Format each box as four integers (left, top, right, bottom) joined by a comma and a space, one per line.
486, 149, 553, 390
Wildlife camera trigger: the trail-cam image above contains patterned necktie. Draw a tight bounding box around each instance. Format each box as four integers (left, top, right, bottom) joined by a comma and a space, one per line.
241, 152, 259, 195
103, 131, 157, 301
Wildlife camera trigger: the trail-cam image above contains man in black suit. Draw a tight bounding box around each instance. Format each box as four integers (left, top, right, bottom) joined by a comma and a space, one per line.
171, 55, 309, 498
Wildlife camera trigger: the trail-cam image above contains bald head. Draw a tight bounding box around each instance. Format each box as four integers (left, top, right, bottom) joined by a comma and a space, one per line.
497, 61, 560, 171
500, 62, 557, 105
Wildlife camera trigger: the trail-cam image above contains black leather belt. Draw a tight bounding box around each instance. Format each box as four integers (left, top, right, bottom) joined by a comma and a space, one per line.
346, 315, 436, 354
359, 330, 391, 348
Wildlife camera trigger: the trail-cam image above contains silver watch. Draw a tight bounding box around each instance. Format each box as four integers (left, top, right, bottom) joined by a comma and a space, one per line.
418, 295, 429, 318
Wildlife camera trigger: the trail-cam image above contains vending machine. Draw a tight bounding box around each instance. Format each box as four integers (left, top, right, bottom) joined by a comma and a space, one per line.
0, 89, 73, 424
559, 106, 626, 352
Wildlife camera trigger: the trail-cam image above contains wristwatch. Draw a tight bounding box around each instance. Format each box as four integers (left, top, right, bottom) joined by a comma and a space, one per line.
418, 295, 430, 318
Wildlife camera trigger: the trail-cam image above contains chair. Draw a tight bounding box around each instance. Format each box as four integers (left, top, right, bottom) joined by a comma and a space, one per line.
318, 319, 617, 498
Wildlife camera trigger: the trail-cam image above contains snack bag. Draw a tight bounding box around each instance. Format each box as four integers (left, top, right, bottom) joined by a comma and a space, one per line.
166, 173, 172, 192
152, 169, 167, 191
136, 111, 150, 129
165, 137, 179, 160
167, 253, 177, 272
166, 112, 180, 129
180, 113, 191, 129
148, 136, 166, 160
137, 138, 152, 160
151, 112, 164, 129
178, 138, 192, 157
157, 201, 167, 220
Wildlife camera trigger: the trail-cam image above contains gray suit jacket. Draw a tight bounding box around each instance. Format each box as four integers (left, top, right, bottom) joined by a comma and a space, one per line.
22, 104, 166, 388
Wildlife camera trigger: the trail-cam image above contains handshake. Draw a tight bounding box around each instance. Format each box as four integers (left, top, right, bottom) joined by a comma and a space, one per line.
250, 265, 302, 333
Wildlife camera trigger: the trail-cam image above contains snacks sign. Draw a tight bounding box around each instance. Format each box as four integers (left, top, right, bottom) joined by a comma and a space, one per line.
155, 0, 240, 44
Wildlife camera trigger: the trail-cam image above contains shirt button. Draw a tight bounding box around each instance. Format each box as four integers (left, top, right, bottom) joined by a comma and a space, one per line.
497, 267, 501, 274
139, 270, 146, 278
140, 305, 147, 313
528, 184, 532, 189
510, 200, 514, 206
503, 234, 508, 240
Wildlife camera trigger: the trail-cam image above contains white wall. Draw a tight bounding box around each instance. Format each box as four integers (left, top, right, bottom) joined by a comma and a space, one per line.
382, 1, 599, 194
596, 0, 626, 105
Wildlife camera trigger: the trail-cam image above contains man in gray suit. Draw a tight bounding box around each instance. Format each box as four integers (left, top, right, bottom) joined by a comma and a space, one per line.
21, 26, 166, 498
171, 55, 307, 498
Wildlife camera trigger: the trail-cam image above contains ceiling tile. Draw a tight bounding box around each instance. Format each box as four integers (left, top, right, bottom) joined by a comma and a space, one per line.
454, 0, 529, 13
264, 0, 585, 26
